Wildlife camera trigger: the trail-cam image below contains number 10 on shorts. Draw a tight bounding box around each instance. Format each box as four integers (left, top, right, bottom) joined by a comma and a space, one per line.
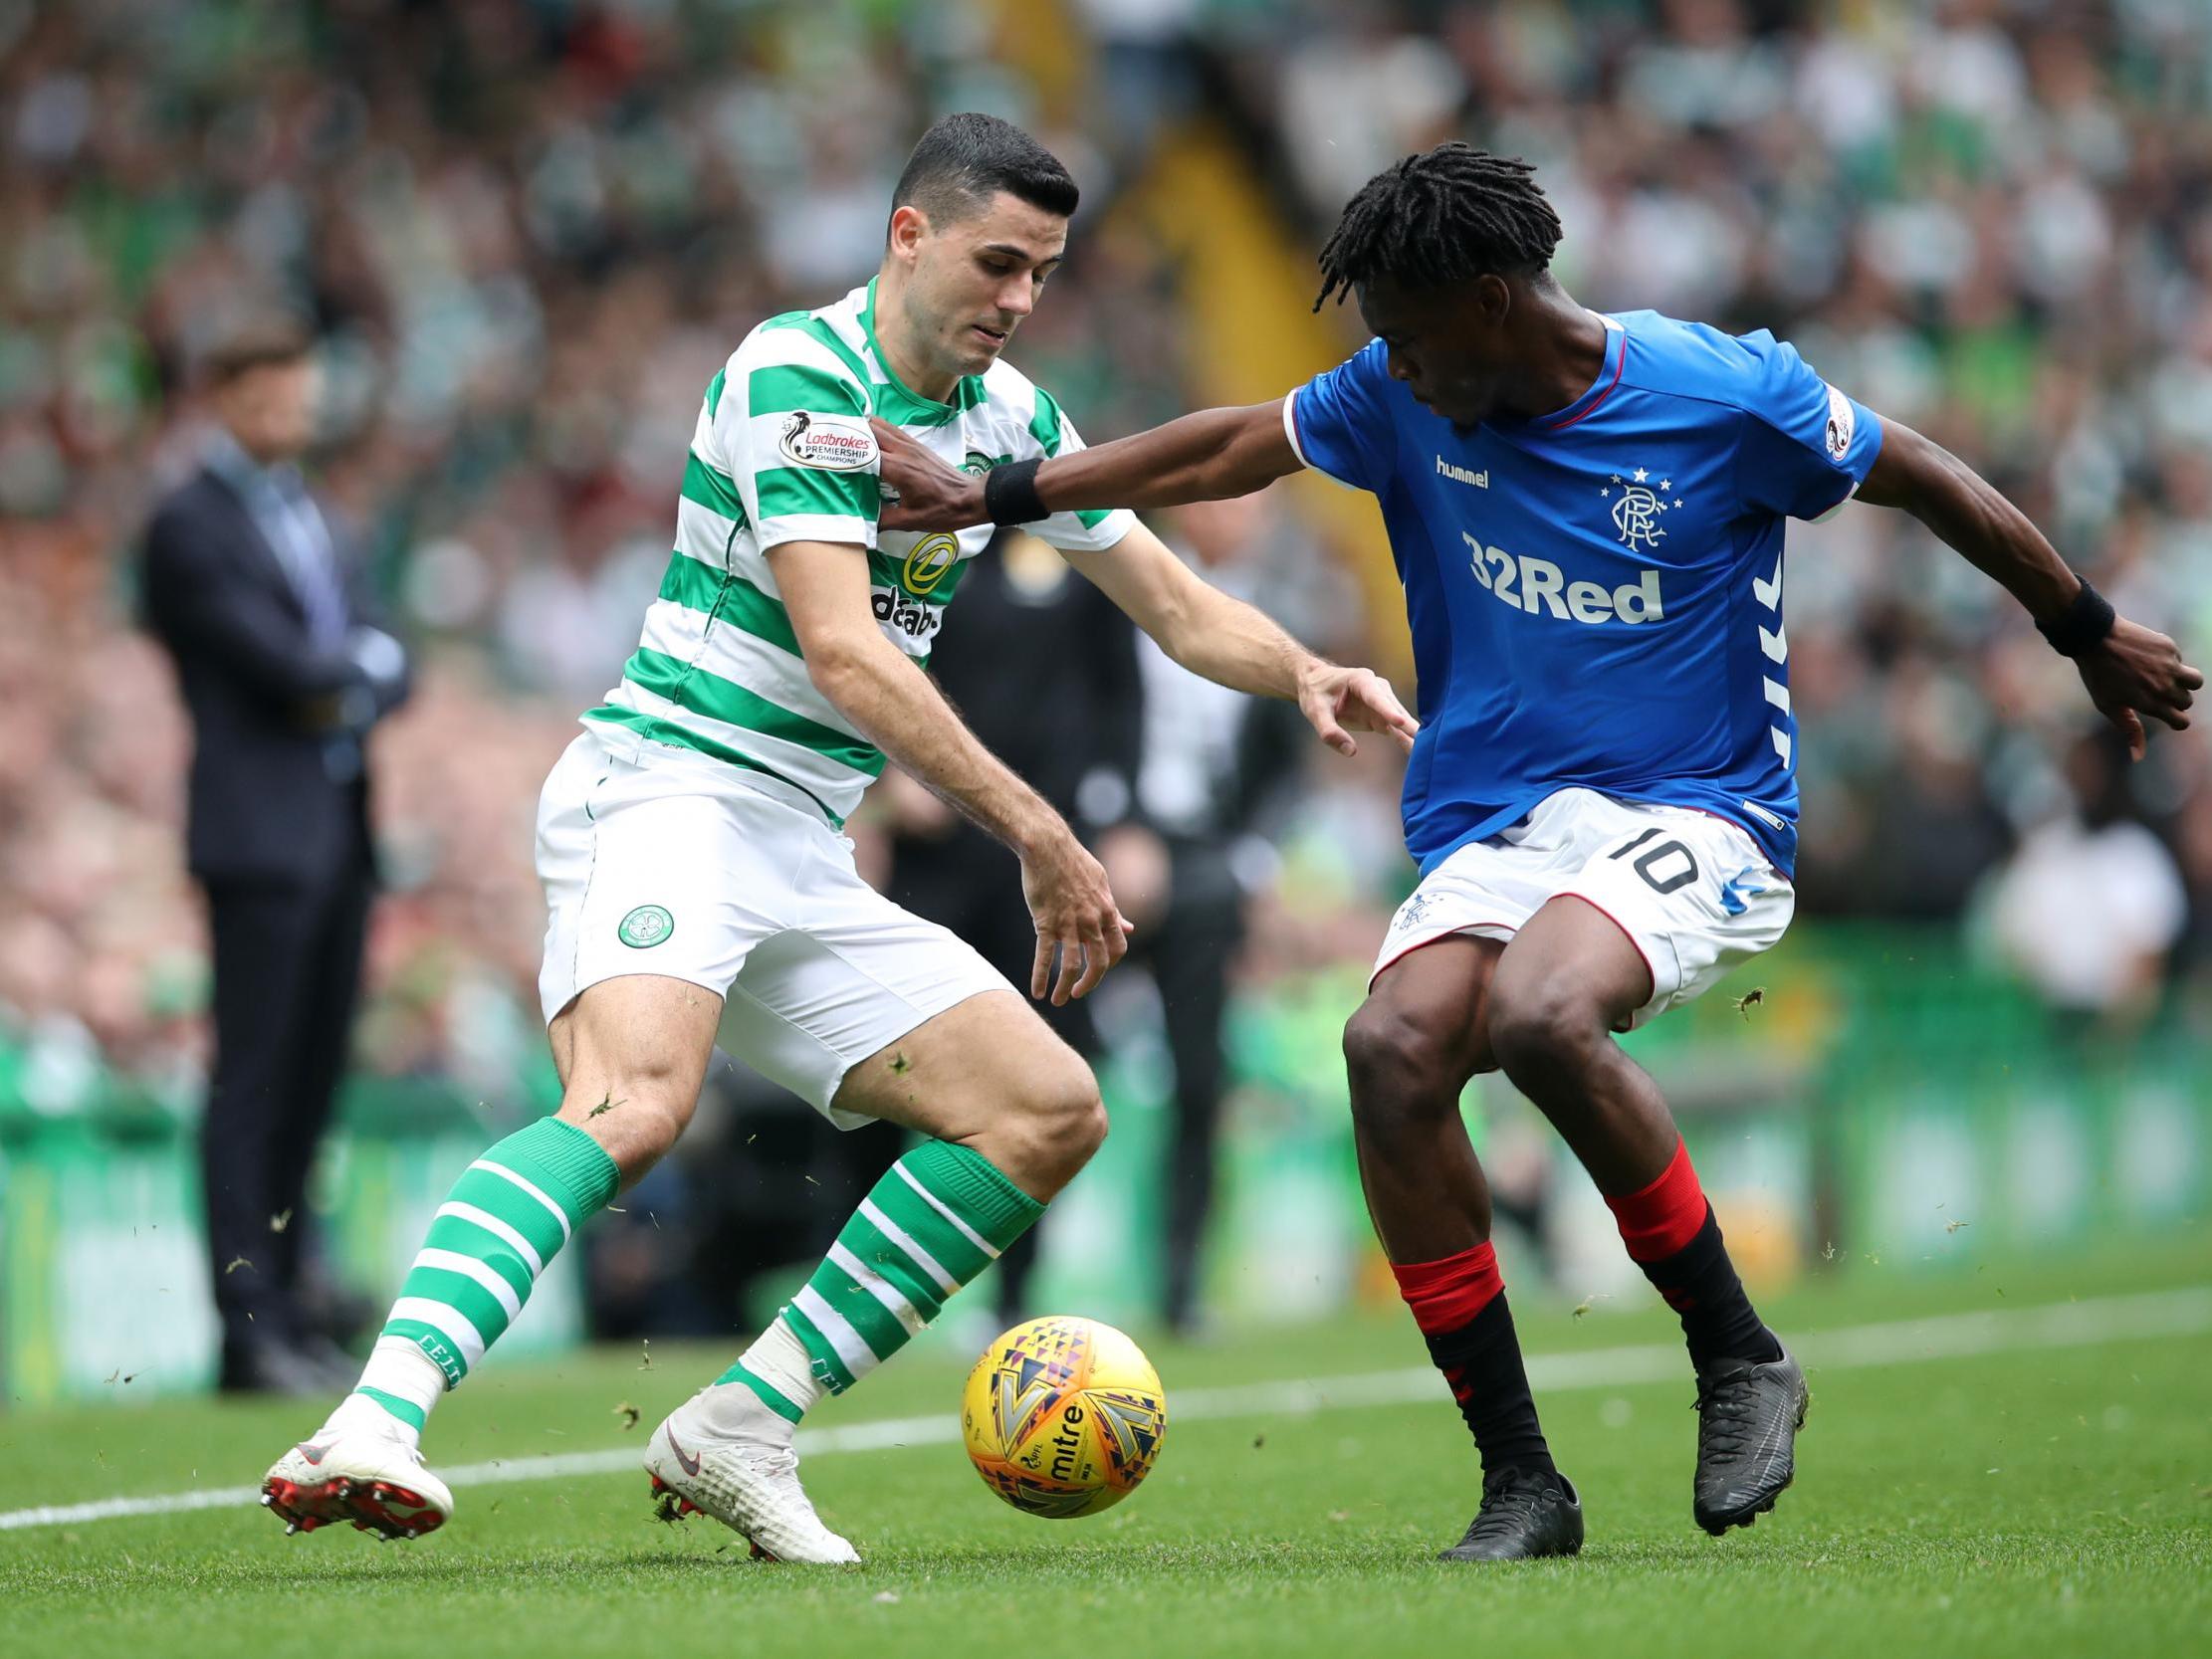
1608, 826, 1700, 895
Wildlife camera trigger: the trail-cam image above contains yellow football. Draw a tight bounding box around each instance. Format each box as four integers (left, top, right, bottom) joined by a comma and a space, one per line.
960, 1315, 1168, 1518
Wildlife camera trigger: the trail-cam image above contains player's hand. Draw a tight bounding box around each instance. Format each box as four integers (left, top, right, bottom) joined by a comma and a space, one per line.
2075, 616, 2201, 760
1018, 825, 1134, 1005
1294, 660, 1420, 757
870, 419, 989, 532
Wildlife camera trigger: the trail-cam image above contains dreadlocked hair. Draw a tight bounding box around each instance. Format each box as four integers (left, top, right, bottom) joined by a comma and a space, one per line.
1313, 143, 1562, 311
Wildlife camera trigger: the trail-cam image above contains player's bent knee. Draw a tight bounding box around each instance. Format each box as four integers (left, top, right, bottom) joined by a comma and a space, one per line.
1342, 1002, 1462, 1130
993, 1061, 1106, 1193
1485, 976, 1606, 1079
554, 1033, 715, 1175
555, 1084, 691, 1177
1063, 1089, 1110, 1165
1029, 1067, 1109, 1174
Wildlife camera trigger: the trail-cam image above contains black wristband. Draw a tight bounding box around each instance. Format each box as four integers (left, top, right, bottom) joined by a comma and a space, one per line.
2035, 577, 2117, 657
984, 457, 1048, 525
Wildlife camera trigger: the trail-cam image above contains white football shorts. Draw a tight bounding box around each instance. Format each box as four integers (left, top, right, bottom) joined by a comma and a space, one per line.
1372, 787, 1795, 1030
536, 727, 1009, 1127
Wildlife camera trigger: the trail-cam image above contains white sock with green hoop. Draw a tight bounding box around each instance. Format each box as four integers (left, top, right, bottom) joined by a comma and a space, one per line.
327, 1116, 620, 1447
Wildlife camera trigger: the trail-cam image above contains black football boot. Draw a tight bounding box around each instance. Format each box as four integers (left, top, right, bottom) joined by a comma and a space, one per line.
1692, 1347, 1809, 1534
1438, 1466, 1585, 1561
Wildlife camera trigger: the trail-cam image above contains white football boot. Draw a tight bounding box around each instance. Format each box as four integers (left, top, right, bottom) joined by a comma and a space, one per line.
262, 1409, 454, 1542
643, 1387, 858, 1563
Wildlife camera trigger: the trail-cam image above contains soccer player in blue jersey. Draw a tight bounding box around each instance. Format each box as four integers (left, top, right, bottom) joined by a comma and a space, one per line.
871, 144, 2201, 1561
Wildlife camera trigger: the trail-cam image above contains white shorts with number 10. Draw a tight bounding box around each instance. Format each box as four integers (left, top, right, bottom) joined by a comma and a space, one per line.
1372, 787, 1795, 1030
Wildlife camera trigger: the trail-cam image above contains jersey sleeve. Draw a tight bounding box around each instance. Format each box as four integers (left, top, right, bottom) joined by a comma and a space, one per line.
1286, 339, 1398, 494
713, 336, 880, 552
1732, 332, 1883, 521
1023, 386, 1137, 553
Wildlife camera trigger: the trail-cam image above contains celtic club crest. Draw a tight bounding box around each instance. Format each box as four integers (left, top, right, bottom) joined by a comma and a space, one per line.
617, 905, 674, 948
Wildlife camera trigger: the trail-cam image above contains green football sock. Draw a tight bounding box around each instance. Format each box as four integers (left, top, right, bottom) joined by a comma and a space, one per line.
720, 1140, 1042, 1421
349, 1117, 619, 1434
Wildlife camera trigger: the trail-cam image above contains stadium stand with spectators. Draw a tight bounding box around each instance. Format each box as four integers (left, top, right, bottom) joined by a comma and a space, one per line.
1, 4, 2207, 1349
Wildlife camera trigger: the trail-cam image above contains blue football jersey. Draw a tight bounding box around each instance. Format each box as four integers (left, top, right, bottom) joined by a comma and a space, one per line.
1287, 311, 1883, 878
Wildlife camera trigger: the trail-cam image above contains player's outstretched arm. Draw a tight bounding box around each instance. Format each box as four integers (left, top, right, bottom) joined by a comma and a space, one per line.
1856, 418, 2201, 758
769, 540, 1131, 1003
873, 401, 1299, 532
1065, 521, 1417, 758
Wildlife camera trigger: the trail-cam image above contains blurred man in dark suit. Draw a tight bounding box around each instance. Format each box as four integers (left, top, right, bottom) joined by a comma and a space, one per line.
139, 322, 411, 1394
1118, 497, 1306, 1335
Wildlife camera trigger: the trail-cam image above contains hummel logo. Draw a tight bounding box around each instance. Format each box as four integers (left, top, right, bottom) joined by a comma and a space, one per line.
1752, 553, 1782, 611
1718, 867, 1769, 918
666, 1424, 703, 1478
1435, 456, 1488, 489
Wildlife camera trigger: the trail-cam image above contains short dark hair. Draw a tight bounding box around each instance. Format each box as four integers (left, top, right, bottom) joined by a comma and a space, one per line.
890, 112, 1079, 233
200, 319, 314, 388
1314, 143, 1562, 311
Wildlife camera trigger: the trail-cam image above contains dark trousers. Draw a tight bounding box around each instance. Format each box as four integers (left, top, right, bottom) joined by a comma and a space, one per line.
199, 836, 374, 1355
1147, 852, 1243, 1333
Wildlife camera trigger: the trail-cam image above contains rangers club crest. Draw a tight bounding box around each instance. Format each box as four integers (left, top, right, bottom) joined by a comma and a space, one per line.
1599, 468, 1685, 552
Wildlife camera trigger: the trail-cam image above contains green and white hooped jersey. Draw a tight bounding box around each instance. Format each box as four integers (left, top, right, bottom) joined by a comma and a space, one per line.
583, 279, 1137, 827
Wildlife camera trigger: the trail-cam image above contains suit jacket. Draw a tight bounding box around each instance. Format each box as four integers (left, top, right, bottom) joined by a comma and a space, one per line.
139, 460, 409, 888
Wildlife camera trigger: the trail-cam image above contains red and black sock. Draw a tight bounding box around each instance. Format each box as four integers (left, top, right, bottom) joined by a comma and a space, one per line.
1605, 1139, 1781, 1368
1393, 1243, 1555, 1478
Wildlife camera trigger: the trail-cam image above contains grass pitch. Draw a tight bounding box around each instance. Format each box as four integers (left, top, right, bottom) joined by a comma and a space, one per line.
5, 1235, 2209, 1659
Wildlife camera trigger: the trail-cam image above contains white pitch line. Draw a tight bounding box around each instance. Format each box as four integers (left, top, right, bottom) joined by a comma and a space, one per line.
3, 1285, 2205, 1534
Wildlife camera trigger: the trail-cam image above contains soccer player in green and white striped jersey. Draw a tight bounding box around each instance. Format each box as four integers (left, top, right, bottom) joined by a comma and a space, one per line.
580, 263, 1134, 826
261, 112, 1417, 1561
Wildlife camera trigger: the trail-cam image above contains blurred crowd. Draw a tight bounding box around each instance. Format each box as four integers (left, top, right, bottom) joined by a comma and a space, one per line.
3, 0, 2210, 1113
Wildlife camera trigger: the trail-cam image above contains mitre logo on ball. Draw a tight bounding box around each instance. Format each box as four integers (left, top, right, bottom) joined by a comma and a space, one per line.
962, 1316, 1168, 1519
